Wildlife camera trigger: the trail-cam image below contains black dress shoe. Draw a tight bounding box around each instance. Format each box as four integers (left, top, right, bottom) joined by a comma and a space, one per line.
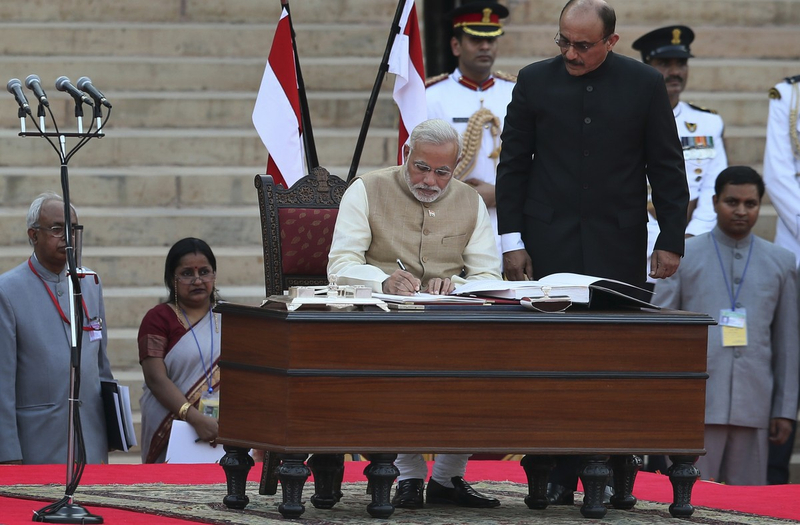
546, 483, 575, 505
392, 478, 424, 509
426, 476, 500, 508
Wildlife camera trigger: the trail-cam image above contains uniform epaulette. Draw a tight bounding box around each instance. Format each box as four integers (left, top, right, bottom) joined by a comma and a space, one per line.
769, 86, 782, 100
493, 70, 517, 83
425, 72, 449, 88
785, 74, 800, 85
686, 102, 717, 114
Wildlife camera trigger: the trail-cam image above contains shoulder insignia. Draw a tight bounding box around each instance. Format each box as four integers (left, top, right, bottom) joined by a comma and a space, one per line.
425, 72, 449, 88
785, 74, 800, 84
493, 70, 517, 83
686, 102, 717, 115
769, 87, 782, 100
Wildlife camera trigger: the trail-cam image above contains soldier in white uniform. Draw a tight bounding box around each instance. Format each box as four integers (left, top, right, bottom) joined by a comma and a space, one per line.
426, 0, 515, 263
763, 73, 800, 485
764, 75, 800, 265
633, 25, 729, 283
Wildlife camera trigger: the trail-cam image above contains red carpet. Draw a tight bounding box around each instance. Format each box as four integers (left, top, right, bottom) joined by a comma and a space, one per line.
1, 461, 798, 523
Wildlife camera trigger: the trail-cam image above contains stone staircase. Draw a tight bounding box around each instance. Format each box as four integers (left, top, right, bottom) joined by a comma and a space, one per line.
0, 0, 798, 467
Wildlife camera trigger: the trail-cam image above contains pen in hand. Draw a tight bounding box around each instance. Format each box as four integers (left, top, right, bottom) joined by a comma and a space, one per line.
396, 258, 420, 294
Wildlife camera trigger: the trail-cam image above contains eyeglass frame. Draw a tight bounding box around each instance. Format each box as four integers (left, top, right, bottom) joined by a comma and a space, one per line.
554, 32, 609, 53
33, 224, 75, 238
411, 160, 453, 179
175, 269, 216, 284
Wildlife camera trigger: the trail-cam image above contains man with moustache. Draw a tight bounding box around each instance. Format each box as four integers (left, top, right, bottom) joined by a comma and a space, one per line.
0, 192, 114, 464
633, 25, 729, 284
328, 118, 502, 508
426, 0, 516, 261
495, 0, 688, 503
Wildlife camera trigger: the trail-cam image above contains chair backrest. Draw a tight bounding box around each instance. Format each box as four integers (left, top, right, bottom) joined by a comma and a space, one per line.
254, 166, 348, 297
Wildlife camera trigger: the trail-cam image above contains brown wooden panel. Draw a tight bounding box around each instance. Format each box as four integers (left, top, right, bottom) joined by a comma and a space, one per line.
221, 315, 708, 374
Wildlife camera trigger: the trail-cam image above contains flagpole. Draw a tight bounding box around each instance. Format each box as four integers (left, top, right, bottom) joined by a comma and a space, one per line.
283, 0, 319, 172
346, 0, 408, 183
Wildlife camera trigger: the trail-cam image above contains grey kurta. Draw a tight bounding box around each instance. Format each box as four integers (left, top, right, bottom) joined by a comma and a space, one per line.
0, 255, 113, 464
653, 227, 799, 428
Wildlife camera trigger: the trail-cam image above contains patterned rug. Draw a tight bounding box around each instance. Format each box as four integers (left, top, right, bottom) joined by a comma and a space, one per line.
1, 481, 794, 524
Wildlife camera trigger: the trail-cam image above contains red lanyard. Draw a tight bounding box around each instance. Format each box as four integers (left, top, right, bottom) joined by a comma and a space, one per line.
28, 258, 94, 331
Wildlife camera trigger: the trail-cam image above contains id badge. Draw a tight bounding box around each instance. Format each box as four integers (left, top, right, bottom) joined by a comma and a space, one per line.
88, 316, 103, 342
199, 391, 220, 419
720, 308, 747, 347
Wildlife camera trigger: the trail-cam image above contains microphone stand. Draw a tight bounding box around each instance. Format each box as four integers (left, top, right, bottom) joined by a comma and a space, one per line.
13, 84, 110, 524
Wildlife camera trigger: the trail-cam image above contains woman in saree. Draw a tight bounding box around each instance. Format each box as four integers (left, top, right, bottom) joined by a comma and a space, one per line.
138, 237, 221, 463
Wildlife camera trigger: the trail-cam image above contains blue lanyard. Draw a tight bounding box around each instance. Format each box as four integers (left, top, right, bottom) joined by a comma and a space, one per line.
182, 306, 215, 395
711, 233, 754, 311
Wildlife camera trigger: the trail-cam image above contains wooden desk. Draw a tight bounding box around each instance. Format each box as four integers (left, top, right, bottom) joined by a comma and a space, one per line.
215, 303, 713, 519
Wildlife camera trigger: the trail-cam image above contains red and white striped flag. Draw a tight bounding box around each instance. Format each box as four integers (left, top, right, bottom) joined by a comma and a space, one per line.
252, 6, 305, 188
388, 0, 426, 165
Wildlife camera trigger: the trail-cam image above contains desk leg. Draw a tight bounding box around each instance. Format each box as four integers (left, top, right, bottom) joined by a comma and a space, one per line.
363, 453, 398, 518
308, 453, 345, 509
520, 454, 554, 509
609, 454, 641, 510
220, 446, 255, 509
278, 453, 311, 518
667, 455, 699, 518
579, 454, 610, 519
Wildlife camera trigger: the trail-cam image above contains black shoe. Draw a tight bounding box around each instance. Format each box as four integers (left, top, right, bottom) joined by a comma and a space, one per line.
546, 483, 575, 505
426, 476, 500, 508
392, 478, 424, 509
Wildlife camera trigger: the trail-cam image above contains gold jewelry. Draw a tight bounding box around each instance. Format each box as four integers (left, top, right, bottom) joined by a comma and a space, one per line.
177, 401, 192, 421
171, 302, 189, 330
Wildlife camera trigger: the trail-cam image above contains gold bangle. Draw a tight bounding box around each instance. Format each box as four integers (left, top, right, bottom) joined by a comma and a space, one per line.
177, 402, 192, 421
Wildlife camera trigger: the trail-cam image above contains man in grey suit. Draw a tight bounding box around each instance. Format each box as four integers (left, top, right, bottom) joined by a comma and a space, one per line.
654, 166, 799, 485
0, 192, 114, 464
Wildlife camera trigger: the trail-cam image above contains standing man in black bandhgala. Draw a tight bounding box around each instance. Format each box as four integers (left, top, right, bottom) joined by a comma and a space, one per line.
495, 0, 689, 504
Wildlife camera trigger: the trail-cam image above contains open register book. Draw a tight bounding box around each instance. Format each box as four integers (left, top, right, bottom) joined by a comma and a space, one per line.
452, 273, 658, 309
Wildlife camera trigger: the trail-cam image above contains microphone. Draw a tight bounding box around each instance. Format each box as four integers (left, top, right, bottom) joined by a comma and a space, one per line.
25, 74, 50, 107
76, 77, 111, 108
55, 76, 93, 107
6, 78, 31, 113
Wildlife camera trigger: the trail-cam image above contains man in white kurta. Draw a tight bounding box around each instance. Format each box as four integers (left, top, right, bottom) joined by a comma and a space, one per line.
633, 25, 729, 283
0, 193, 113, 464
653, 167, 798, 485
425, 1, 515, 262
328, 119, 501, 508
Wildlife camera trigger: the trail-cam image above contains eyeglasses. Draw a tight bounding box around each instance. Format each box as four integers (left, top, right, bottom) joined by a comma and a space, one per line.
175, 269, 216, 284
412, 160, 452, 179
34, 225, 73, 238
554, 33, 608, 53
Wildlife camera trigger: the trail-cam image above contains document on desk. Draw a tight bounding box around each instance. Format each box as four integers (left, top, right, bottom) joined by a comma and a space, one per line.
373, 292, 489, 305
452, 273, 657, 308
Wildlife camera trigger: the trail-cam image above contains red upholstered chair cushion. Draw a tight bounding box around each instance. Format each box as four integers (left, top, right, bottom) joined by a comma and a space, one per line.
278, 208, 339, 276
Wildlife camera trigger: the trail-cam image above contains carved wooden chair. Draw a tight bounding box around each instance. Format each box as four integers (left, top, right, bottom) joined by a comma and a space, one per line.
253, 166, 349, 502
255, 166, 348, 298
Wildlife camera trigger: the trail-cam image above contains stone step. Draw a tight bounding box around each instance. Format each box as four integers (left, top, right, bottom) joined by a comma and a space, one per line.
2, 22, 798, 61
0, 89, 771, 132
0, 205, 264, 247
513, 0, 800, 26
0, 166, 359, 207
2, 0, 404, 24
0, 124, 772, 171
103, 288, 263, 331
108, 329, 141, 372
6, 0, 800, 26
2, 55, 798, 94
0, 127, 396, 169
0, 245, 265, 287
